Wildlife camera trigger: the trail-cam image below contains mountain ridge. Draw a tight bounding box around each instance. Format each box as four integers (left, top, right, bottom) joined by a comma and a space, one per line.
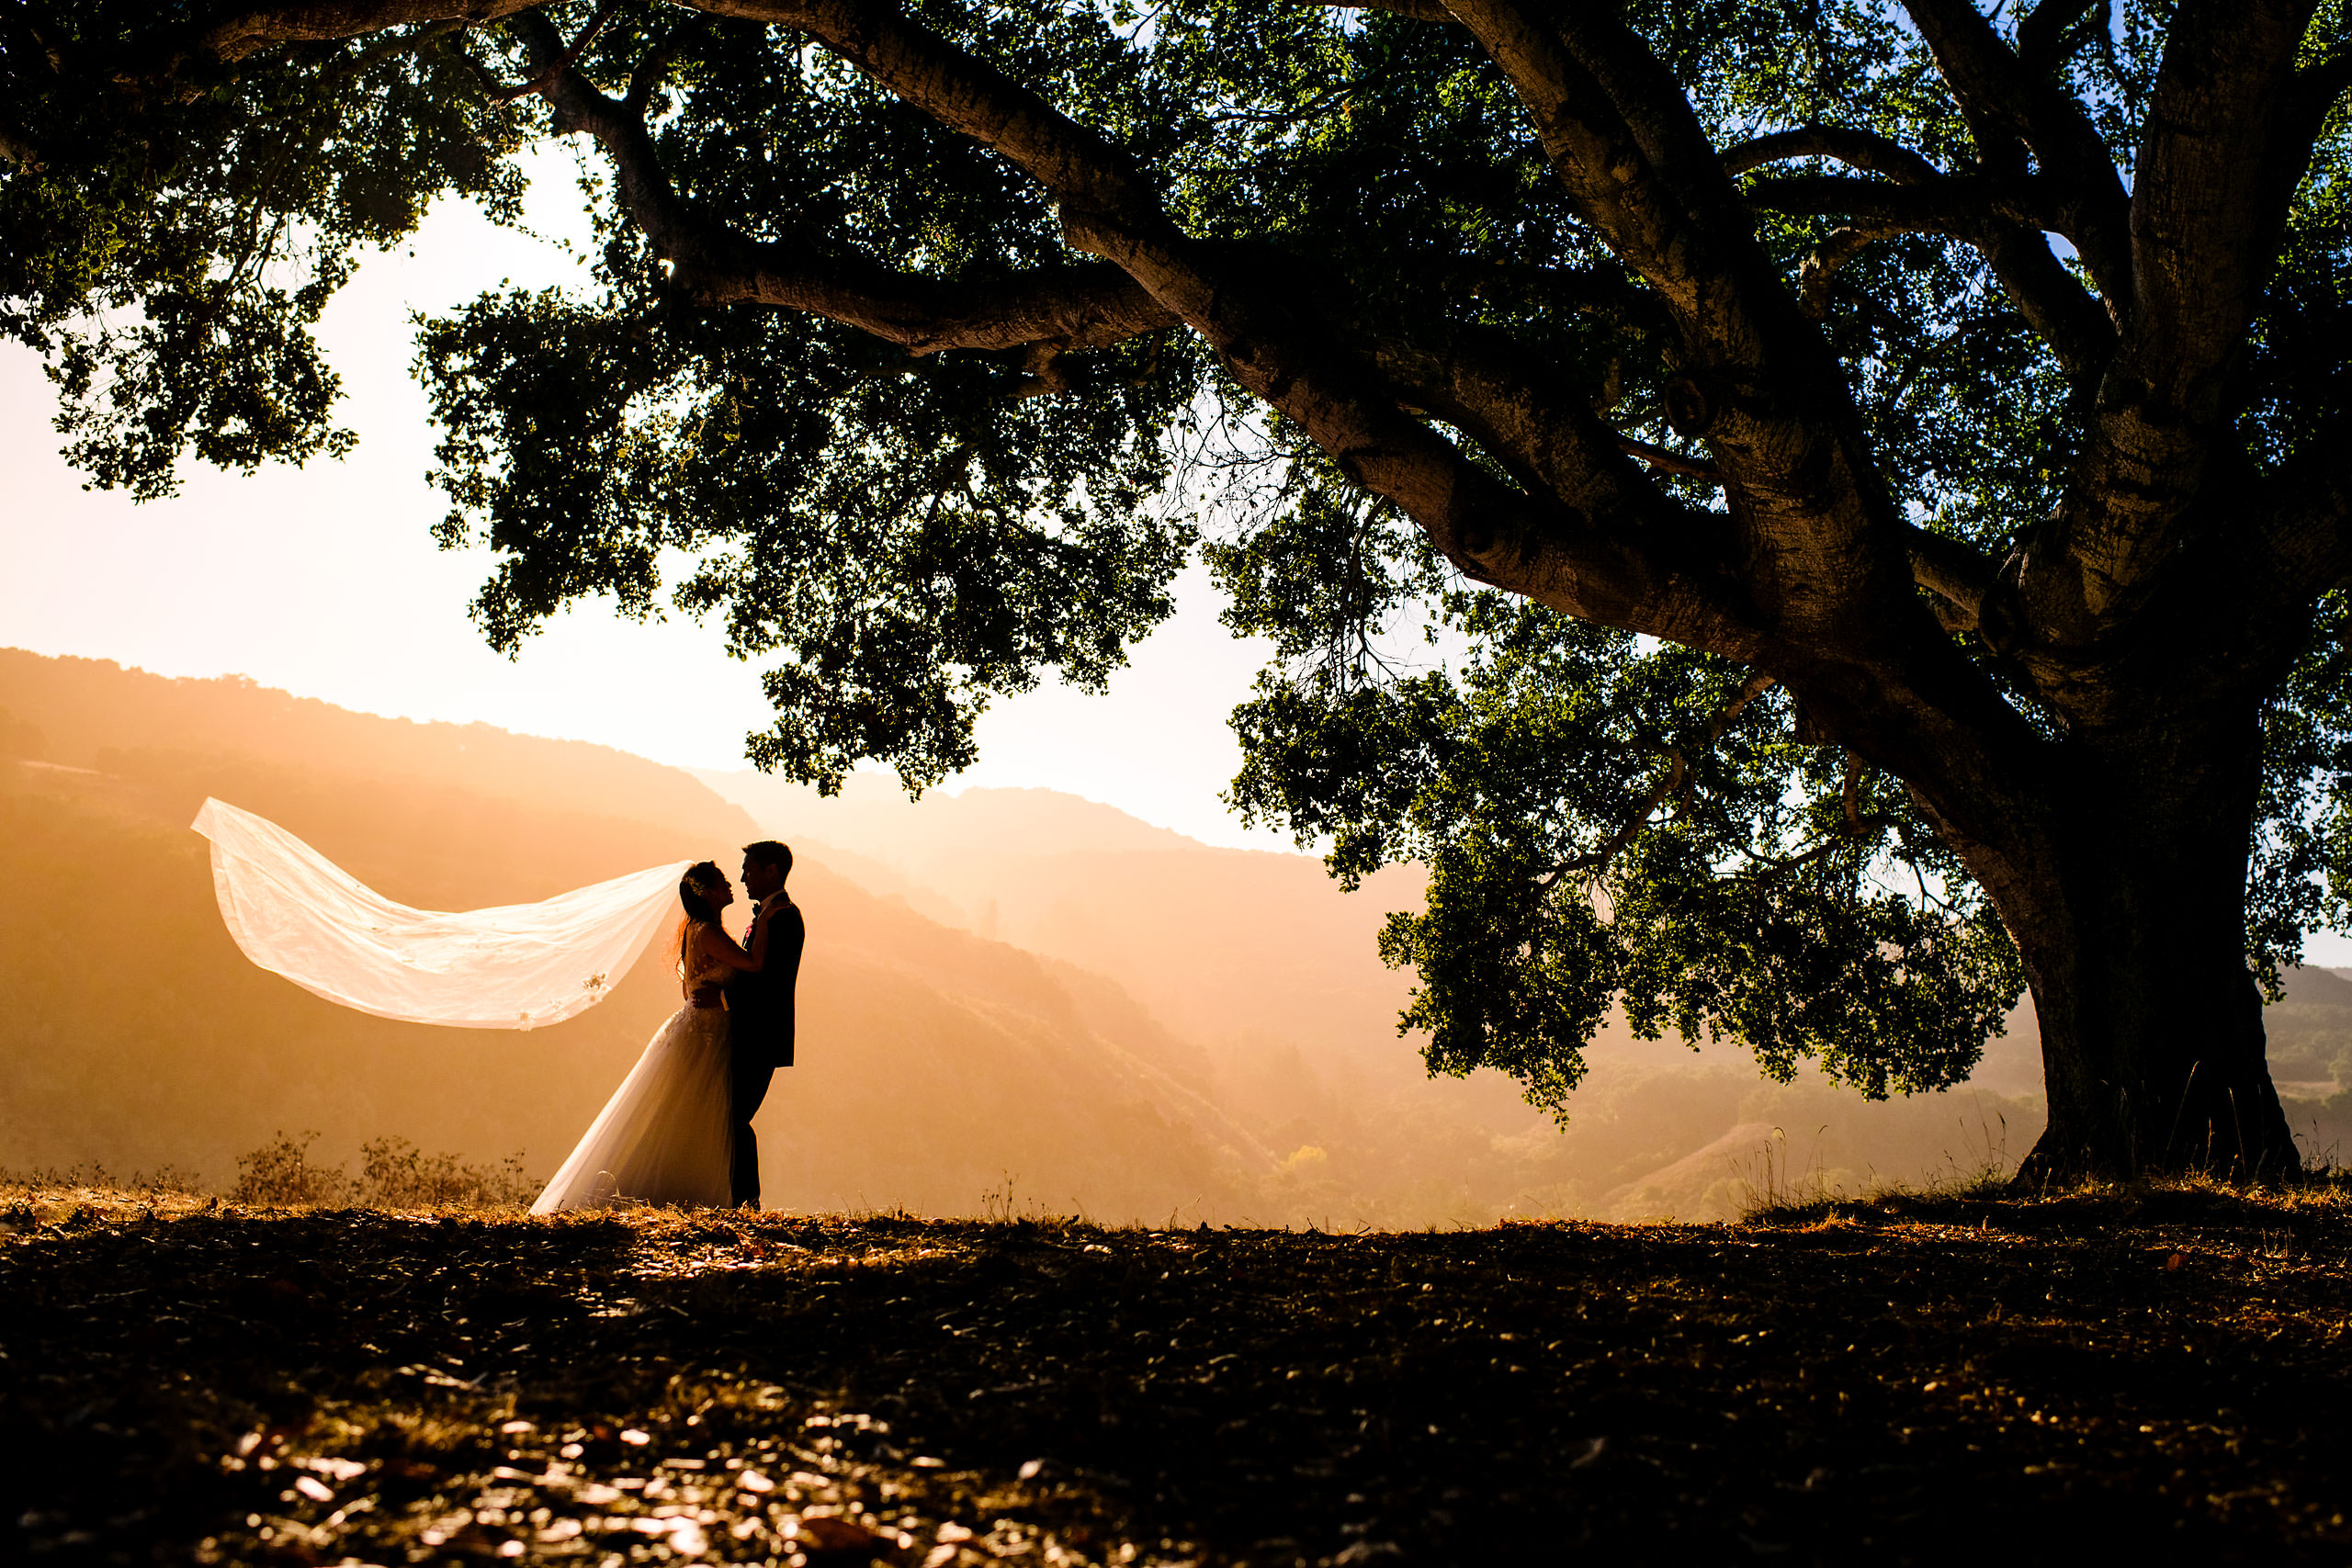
24, 645, 2313, 1219
0, 649, 1281, 1220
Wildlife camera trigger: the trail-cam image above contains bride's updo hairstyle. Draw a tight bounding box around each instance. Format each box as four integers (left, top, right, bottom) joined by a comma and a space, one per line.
674, 862, 725, 974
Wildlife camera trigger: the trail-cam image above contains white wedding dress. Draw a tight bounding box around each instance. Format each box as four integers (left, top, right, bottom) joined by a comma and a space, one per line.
531, 940, 737, 1214
187, 799, 739, 1213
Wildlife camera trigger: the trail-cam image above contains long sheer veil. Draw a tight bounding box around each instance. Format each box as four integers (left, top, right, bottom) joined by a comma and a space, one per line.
191, 798, 690, 1030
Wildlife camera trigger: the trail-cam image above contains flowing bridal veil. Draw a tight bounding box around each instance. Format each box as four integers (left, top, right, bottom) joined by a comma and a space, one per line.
193, 800, 736, 1214
191, 798, 689, 1031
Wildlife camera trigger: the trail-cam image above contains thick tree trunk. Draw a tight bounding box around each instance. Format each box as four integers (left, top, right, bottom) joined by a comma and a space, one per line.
1986, 707, 2300, 1182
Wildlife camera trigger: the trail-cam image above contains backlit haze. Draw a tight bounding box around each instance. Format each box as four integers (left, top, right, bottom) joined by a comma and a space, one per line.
0, 145, 1291, 853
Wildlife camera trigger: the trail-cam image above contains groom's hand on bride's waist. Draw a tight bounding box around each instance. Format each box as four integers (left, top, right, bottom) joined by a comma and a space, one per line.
691, 983, 724, 1009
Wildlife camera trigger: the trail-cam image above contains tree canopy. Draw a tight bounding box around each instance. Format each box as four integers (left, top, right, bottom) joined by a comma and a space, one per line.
6, 0, 2350, 1173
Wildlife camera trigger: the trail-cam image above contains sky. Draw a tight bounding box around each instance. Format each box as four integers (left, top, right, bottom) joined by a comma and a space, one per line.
0, 147, 1295, 853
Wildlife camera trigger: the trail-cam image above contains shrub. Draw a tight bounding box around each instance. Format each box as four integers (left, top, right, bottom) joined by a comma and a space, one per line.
356, 1135, 538, 1209
229, 1131, 351, 1206
22, 1135, 539, 1211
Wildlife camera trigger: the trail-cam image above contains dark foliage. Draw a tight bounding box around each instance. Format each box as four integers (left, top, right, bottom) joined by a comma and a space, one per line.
0, 6, 534, 496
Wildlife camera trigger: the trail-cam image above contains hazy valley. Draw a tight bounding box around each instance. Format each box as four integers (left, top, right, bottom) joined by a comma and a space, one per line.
6, 647, 2348, 1224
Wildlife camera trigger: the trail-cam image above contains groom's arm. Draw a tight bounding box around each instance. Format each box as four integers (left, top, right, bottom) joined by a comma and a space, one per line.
693, 903, 762, 1009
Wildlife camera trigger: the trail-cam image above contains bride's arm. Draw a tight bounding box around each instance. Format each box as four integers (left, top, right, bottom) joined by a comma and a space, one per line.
696, 912, 770, 973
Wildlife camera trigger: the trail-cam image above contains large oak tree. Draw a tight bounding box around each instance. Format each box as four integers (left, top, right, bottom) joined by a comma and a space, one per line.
6, 0, 2349, 1179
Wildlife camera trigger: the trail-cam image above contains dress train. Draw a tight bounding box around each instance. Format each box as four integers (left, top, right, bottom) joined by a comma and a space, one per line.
532, 1005, 734, 1213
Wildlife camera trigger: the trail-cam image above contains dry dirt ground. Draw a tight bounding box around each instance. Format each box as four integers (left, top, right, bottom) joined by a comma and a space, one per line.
3, 1185, 2348, 1566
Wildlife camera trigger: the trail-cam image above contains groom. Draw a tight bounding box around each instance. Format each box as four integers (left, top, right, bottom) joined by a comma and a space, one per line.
719, 840, 805, 1208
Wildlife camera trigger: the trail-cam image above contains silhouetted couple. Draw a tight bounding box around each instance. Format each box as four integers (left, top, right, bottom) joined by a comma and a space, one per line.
531, 841, 805, 1213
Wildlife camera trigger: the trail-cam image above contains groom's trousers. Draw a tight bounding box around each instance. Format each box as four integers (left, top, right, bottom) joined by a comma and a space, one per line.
729, 1048, 776, 1208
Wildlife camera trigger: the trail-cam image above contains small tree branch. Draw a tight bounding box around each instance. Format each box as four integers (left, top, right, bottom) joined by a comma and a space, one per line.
194, 0, 547, 62
1740, 172, 2069, 234
1615, 434, 1719, 481
1726, 130, 2113, 375
1541, 673, 1779, 886
488, 0, 620, 99
1907, 528, 1999, 632
626, 17, 703, 112
1796, 224, 1908, 321
684, 243, 1182, 354
1365, 329, 1729, 529
1969, 220, 2118, 379
1321, 0, 1457, 19
1722, 124, 1945, 185
2015, 0, 2108, 78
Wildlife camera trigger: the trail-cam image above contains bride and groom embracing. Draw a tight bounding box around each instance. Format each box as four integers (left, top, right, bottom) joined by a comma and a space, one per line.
530, 842, 805, 1215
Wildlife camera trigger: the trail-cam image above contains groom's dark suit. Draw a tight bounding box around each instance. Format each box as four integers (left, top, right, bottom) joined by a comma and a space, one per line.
724, 896, 805, 1207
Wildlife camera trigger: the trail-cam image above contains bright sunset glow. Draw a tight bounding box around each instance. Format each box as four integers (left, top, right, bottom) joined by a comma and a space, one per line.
0, 148, 1288, 852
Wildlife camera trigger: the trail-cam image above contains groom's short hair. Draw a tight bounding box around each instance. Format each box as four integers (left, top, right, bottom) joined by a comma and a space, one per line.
743, 840, 793, 879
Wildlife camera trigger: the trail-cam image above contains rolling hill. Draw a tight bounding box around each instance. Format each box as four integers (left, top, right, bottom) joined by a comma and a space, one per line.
11, 647, 2343, 1221
0, 653, 1269, 1220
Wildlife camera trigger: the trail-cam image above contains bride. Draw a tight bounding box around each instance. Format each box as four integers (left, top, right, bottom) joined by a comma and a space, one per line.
532, 862, 771, 1213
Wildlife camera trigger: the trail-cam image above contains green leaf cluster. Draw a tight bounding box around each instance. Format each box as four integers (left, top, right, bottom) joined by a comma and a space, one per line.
1, 6, 534, 496
1217, 454, 2019, 1115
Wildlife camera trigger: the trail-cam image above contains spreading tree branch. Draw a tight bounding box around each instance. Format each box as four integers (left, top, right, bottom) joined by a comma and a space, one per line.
514, 14, 1178, 356
692, 0, 1777, 657
1722, 124, 1944, 184
136, 0, 2054, 866
1896, 0, 2133, 305
194, 0, 545, 62
2000, 0, 2327, 653
1725, 126, 2115, 375
1440, 0, 1941, 653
